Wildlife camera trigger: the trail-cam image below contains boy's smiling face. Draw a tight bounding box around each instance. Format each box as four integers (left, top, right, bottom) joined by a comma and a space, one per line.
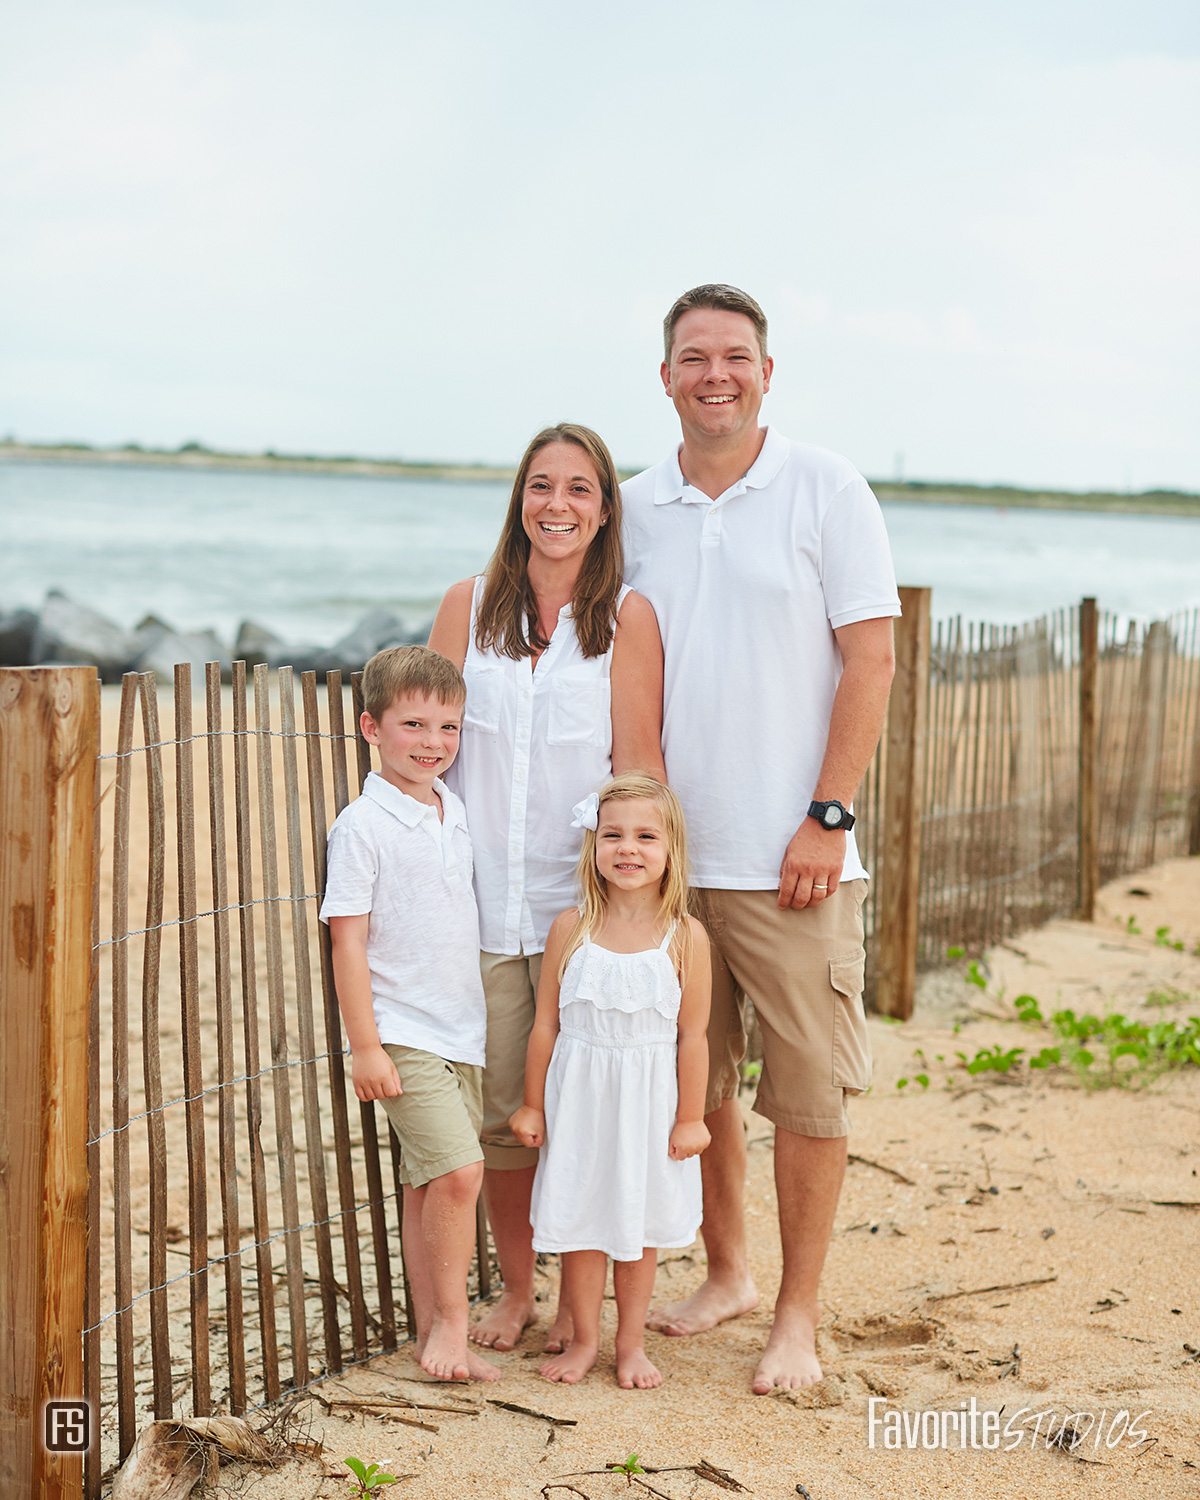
361, 691, 463, 803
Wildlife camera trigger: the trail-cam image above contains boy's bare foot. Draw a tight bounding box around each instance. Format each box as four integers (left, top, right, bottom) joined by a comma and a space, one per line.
469, 1291, 535, 1351
645, 1275, 758, 1336
615, 1345, 662, 1390
751, 1303, 822, 1393
540, 1341, 597, 1384
465, 1347, 502, 1382
543, 1306, 574, 1354
422, 1319, 499, 1382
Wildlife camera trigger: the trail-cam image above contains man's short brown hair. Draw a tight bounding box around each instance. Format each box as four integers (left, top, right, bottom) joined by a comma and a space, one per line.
361, 644, 466, 722
663, 284, 768, 362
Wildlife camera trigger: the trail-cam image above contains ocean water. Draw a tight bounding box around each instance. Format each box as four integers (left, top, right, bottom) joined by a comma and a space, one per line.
3, 458, 1199, 647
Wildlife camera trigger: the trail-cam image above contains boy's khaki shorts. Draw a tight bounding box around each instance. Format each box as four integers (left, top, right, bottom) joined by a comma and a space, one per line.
379, 1045, 484, 1188
477, 950, 544, 1170
690, 880, 870, 1139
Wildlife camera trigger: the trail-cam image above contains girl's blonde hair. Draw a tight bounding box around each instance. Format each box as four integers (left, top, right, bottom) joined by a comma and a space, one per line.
560, 773, 694, 980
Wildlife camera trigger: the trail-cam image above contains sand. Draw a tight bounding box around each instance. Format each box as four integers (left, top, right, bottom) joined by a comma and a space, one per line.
146, 856, 1199, 1500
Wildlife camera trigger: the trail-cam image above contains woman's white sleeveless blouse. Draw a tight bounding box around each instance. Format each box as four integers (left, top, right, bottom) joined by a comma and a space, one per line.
447, 576, 630, 955
529, 928, 703, 1262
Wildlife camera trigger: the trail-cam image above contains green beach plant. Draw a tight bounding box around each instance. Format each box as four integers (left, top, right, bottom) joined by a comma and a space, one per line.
343, 1456, 401, 1498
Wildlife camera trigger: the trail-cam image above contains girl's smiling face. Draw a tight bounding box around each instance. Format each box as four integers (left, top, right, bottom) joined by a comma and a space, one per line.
595, 797, 668, 892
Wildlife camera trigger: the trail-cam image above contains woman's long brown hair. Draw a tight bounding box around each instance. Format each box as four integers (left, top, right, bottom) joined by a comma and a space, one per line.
474, 423, 625, 661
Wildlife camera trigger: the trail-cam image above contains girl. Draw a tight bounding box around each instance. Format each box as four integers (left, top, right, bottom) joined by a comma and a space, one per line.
509, 774, 711, 1388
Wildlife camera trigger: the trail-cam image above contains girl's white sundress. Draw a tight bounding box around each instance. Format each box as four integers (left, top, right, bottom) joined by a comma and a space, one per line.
530, 926, 703, 1263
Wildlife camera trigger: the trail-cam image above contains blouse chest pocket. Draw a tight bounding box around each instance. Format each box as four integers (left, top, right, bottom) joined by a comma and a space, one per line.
462, 662, 502, 735
546, 672, 610, 749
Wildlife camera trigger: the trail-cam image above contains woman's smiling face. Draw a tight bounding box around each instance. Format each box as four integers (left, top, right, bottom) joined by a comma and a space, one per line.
521, 441, 608, 564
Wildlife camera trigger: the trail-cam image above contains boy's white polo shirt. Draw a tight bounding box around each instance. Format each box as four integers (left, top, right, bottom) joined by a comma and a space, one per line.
319, 771, 486, 1066
621, 426, 901, 890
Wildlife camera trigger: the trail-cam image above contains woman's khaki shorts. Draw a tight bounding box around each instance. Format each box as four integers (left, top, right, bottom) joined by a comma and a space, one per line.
378, 1045, 484, 1188
691, 880, 870, 1139
478, 950, 544, 1170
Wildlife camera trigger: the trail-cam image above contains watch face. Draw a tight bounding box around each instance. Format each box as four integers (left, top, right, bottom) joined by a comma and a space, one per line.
824, 805, 841, 827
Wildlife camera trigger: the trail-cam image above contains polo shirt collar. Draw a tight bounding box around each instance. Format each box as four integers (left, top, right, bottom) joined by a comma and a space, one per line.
653, 425, 790, 506
363, 770, 459, 830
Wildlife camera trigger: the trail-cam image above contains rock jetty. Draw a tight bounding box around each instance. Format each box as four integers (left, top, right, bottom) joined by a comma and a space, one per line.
0, 591, 430, 682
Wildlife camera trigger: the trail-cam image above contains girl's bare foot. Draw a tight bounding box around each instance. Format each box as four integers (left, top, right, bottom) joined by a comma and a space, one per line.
470, 1291, 535, 1351
543, 1305, 575, 1354
540, 1341, 597, 1384
645, 1274, 758, 1336
616, 1345, 661, 1389
465, 1347, 502, 1382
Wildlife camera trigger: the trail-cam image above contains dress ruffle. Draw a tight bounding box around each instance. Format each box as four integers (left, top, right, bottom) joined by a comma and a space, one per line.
564, 939, 681, 1022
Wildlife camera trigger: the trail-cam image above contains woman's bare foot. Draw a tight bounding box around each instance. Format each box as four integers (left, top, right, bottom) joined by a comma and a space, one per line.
540, 1341, 597, 1384
645, 1274, 758, 1336
469, 1290, 535, 1351
615, 1345, 661, 1389
543, 1305, 574, 1354
751, 1303, 822, 1393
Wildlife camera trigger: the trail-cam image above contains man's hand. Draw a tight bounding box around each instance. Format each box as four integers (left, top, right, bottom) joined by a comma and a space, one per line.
352, 1044, 402, 1102
509, 1105, 546, 1149
778, 819, 844, 910
668, 1119, 711, 1160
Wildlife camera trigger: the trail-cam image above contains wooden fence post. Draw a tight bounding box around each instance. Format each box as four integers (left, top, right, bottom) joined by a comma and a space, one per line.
1076, 598, 1099, 919
1, 667, 98, 1498
875, 587, 931, 1020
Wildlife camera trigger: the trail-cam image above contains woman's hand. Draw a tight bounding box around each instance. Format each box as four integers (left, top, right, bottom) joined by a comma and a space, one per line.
509, 1105, 546, 1149
668, 1119, 711, 1160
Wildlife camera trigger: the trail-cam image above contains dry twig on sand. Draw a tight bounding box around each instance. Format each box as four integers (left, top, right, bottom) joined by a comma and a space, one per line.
847, 1153, 917, 1186
926, 1275, 1057, 1304
488, 1398, 578, 1428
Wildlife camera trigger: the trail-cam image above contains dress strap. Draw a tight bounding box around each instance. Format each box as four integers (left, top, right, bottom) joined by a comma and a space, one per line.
657, 921, 678, 952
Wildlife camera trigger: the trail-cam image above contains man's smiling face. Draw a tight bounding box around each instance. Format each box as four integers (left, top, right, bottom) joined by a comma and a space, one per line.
661, 307, 773, 442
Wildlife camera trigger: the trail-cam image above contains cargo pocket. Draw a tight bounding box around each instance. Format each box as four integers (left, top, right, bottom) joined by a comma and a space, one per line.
830, 949, 871, 1095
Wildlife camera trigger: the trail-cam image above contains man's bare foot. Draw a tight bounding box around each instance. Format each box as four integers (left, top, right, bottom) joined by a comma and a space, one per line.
645, 1275, 758, 1336
751, 1303, 822, 1393
540, 1341, 597, 1384
615, 1345, 662, 1389
543, 1305, 574, 1354
469, 1290, 535, 1351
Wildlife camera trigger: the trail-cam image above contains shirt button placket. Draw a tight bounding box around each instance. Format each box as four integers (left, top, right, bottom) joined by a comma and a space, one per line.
507, 661, 533, 950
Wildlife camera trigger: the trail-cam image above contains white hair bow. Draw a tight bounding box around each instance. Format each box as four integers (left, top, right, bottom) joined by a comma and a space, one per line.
570, 791, 600, 831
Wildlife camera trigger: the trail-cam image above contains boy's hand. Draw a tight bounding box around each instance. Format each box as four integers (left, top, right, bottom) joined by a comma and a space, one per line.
668, 1119, 711, 1160
509, 1105, 545, 1149
352, 1044, 402, 1103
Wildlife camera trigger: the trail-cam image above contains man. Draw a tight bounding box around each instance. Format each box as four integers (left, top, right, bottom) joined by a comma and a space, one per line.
621, 284, 899, 1393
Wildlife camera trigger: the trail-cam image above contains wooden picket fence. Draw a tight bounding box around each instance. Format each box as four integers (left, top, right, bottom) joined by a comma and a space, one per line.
2, 592, 1200, 1492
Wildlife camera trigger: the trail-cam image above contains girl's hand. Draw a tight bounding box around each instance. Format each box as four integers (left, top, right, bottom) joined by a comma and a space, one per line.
352, 1044, 402, 1103
509, 1105, 546, 1149
668, 1119, 711, 1160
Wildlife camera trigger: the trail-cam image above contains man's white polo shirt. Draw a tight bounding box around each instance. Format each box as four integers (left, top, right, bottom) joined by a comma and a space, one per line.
319, 771, 486, 1066
621, 426, 901, 890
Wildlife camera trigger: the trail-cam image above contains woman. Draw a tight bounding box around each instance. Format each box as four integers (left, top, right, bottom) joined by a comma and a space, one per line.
428, 422, 665, 1353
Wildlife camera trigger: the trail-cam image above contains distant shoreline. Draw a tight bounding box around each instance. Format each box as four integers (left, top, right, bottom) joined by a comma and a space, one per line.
3, 441, 1199, 517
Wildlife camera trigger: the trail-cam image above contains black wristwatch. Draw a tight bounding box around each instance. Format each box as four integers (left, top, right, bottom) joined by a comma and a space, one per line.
808, 798, 855, 832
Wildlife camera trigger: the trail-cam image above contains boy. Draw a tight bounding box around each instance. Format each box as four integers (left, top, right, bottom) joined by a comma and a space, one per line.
320, 645, 498, 1383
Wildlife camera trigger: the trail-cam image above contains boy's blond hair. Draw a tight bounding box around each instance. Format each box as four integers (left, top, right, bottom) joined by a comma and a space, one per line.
360, 645, 466, 723
561, 773, 694, 980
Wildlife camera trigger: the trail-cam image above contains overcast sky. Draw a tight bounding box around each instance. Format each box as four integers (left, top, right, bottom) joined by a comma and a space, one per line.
2, 1, 1198, 490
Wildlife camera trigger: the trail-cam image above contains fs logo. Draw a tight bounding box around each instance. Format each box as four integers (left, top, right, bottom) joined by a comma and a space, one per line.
44, 1401, 91, 1453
